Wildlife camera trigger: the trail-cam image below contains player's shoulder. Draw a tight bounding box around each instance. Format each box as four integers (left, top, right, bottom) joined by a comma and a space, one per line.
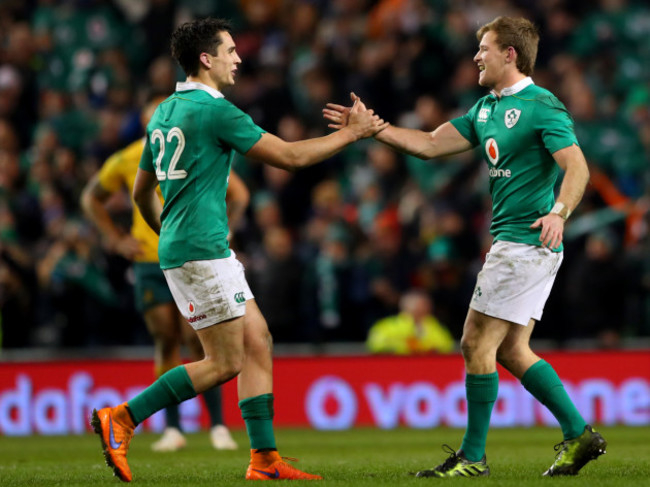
475, 92, 496, 106
462, 93, 496, 118
523, 85, 567, 110
168, 91, 243, 124
170, 88, 232, 108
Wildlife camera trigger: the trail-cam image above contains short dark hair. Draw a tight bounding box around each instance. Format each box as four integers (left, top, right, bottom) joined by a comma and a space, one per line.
171, 18, 233, 77
477, 17, 539, 76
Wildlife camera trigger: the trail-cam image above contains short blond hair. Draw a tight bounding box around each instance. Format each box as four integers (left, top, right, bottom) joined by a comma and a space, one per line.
477, 17, 539, 76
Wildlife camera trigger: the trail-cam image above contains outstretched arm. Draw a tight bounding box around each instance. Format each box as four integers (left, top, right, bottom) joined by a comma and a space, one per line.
246, 101, 388, 170
323, 93, 472, 159
530, 144, 590, 249
374, 122, 472, 160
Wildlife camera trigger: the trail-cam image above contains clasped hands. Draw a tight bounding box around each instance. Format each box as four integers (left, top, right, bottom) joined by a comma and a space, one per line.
323, 92, 389, 139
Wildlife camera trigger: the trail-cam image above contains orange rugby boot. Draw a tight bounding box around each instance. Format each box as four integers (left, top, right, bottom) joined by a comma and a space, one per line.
90, 403, 136, 482
246, 449, 323, 480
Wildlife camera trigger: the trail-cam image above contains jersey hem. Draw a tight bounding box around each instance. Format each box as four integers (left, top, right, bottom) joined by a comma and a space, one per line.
159, 249, 233, 270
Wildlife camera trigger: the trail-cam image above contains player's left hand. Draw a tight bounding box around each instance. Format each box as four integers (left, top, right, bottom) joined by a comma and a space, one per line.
344, 94, 388, 139
530, 214, 565, 250
323, 92, 367, 129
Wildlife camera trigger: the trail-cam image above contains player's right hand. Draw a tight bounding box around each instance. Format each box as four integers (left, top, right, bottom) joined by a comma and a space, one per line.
344, 93, 389, 139
530, 213, 564, 250
323, 94, 354, 129
324, 92, 380, 132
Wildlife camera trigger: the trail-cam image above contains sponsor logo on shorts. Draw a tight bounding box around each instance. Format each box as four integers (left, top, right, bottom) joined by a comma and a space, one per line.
234, 292, 246, 304
473, 286, 483, 300
188, 314, 207, 323
188, 301, 196, 316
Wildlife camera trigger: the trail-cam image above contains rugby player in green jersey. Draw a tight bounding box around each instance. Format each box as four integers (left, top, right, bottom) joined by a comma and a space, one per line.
90, 18, 386, 482
81, 95, 243, 453
324, 16, 606, 478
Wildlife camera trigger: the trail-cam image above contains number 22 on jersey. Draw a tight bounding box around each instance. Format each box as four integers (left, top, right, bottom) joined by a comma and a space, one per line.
151, 127, 187, 181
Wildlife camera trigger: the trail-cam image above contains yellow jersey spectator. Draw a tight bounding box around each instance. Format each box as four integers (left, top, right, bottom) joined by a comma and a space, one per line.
366, 289, 454, 354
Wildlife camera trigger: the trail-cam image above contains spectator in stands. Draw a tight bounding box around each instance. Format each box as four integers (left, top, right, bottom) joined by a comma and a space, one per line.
366, 289, 454, 354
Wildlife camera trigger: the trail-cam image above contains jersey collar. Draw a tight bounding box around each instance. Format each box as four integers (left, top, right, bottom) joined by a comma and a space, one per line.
491, 76, 534, 98
176, 81, 225, 99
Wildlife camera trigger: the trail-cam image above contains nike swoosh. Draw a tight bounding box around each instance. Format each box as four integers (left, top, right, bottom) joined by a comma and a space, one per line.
108, 416, 123, 450
253, 468, 280, 479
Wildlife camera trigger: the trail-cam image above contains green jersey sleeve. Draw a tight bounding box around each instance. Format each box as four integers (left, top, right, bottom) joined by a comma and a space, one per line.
449, 100, 482, 147
212, 101, 266, 155
533, 95, 579, 154
138, 136, 155, 172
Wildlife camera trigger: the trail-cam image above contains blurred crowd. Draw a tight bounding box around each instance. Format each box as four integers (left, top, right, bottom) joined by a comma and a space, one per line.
0, 0, 649, 351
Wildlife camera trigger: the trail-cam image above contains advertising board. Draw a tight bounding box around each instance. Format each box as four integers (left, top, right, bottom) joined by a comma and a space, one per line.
1, 351, 648, 435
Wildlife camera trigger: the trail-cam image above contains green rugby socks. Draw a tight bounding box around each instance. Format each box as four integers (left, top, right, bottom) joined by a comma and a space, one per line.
239, 393, 277, 450
521, 359, 586, 440
461, 372, 499, 462
127, 366, 197, 425
155, 365, 182, 430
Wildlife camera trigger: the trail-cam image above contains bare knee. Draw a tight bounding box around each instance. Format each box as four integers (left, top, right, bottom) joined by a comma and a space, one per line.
204, 352, 244, 385
459, 317, 505, 373
220, 354, 244, 382
460, 335, 472, 361
246, 326, 273, 357
497, 343, 538, 378
460, 332, 480, 363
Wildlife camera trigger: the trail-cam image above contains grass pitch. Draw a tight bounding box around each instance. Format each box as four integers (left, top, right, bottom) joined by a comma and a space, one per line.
0, 426, 648, 486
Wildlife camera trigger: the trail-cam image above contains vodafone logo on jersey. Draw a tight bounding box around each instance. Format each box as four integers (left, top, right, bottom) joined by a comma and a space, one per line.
485, 138, 499, 164
485, 138, 511, 178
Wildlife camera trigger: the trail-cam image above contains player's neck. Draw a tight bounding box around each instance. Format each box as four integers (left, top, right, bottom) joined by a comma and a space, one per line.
492, 72, 527, 98
187, 73, 221, 92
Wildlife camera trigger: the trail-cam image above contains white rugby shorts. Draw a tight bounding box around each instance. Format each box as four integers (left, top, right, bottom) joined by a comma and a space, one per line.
162, 251, 253, 330
469, 240, 563, 326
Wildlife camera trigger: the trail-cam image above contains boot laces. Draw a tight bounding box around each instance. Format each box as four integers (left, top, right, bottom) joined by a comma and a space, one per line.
553, 441, 568, 458
437, 444, 460, 472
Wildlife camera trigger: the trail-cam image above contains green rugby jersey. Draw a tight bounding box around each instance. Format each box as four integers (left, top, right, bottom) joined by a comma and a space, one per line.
139, 81, 265, 269
450, 78, 578, 251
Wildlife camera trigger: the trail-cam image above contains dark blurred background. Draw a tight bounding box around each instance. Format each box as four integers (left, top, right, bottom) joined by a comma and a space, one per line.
0, 0, 649, 353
